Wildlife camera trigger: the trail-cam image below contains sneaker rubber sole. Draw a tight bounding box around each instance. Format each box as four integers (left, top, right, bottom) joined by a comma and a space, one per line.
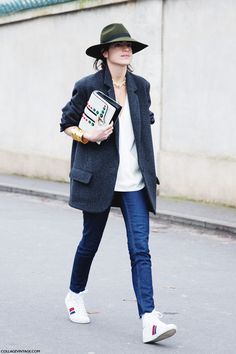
143, 327, 176, 343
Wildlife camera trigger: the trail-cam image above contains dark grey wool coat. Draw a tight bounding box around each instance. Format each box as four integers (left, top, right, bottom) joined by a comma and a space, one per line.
60, 65, 159, 214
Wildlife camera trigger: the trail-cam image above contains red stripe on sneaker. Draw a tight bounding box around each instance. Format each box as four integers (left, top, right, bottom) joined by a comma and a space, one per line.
152, 325, 157, 335
69, 307, 76, 315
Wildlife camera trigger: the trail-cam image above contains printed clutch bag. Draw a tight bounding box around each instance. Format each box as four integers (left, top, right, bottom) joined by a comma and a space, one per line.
79, 90, 122, 133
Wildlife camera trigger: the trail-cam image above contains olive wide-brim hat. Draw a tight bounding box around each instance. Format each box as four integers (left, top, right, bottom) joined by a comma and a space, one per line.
86, 23, 148, 59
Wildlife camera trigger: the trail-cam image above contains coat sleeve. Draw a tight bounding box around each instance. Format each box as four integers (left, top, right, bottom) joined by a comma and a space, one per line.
60, 81, 87, 132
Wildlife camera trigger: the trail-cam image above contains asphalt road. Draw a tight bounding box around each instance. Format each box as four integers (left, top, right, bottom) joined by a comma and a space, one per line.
0, 192, 236, 354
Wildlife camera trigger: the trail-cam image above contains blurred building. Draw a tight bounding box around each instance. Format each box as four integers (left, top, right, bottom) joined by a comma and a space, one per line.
0, 0, 236, 206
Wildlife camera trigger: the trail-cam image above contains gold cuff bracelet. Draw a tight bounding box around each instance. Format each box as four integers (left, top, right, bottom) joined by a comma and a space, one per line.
71, 127, 89, 144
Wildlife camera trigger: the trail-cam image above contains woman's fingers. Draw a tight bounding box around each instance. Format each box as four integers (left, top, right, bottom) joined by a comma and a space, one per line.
103, 123, 113, 136
100, 125, 113, 141
83, 122, 114, 142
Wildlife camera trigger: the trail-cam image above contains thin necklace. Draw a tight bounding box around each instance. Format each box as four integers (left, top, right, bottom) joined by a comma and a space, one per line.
112, 78, 126, 89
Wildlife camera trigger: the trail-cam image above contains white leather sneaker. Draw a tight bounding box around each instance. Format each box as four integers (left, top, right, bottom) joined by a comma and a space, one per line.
65, 290, 90, 324
142, 309, 177, 343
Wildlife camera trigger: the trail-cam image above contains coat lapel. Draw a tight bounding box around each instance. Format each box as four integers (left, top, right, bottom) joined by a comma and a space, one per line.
103, 66, 120, 149
103, 66, 115, 98
126, 72, 141, 147
103, 67, 141, 150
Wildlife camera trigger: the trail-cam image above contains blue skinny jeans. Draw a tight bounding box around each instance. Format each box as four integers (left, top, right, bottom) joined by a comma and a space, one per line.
69, 188, 155, 317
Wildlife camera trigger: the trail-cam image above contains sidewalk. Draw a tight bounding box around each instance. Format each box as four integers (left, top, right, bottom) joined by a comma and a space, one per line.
0, 173, 236, 235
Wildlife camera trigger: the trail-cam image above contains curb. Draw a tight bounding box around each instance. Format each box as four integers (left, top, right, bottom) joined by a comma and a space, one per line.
156, 210, 236, 235
0, 184, 68, 202
1, 183, 236, 236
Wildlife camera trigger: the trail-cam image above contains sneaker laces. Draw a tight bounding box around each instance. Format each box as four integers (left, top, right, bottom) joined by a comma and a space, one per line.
152, 309, 163, 319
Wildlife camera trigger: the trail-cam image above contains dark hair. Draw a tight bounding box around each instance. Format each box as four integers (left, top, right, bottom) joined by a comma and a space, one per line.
93, 57, 107, 71
93, 45, 133, 72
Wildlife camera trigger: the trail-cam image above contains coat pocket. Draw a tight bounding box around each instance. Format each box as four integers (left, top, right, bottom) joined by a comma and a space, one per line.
70, 166, 93, 184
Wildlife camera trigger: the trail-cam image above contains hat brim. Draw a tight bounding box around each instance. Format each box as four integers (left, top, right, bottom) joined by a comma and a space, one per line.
86, 37, 148, 59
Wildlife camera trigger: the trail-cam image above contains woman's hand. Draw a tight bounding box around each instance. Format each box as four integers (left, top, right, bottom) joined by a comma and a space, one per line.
83, 121, 114, 143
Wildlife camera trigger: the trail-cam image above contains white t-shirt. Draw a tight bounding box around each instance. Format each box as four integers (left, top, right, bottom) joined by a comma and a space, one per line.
114, 96, 145, 192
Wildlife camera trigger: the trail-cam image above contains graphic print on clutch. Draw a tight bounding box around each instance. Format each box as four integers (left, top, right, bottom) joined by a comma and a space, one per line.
79, 90, 122, 132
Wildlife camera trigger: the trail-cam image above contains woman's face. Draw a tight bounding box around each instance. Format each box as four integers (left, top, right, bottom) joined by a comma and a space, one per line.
102, 42, 133, 66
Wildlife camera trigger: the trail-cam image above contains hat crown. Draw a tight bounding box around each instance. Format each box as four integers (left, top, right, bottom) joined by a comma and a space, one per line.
100, 23, 131, 44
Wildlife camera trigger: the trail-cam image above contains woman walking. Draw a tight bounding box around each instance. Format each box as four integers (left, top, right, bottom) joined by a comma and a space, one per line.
60, 23, 176, 344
